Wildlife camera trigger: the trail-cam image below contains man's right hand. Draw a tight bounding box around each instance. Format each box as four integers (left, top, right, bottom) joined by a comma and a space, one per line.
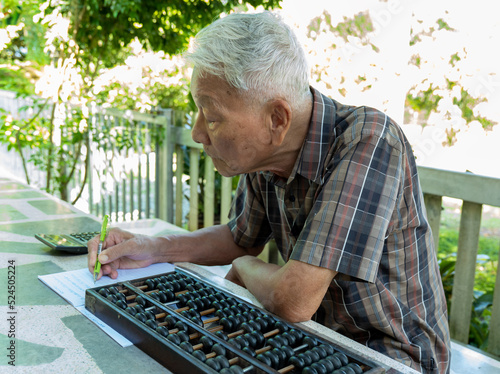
87, 227, 164, 281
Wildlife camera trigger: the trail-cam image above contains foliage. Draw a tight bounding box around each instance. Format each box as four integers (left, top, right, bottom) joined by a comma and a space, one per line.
405, 13, 497, 141
0, 0, 281, 202
437, 228, 498, 350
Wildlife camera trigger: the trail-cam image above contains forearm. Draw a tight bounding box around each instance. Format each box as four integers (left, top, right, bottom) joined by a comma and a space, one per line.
157, 224, 262, 266
232, 256, 337, 323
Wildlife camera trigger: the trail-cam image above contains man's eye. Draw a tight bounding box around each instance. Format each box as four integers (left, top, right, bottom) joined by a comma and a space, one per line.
207, 121, 216, 129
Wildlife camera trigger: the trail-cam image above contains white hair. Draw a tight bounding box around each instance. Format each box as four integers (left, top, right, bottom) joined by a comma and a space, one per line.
185, 11, 311, 110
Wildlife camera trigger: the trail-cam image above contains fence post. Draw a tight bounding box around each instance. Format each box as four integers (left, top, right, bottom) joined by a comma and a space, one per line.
449, 201, 483, 343
220, 177, 233, 225
189, 148, 199, 231
488, 240, 500, 356
156, 110, 174, 223
204, 157, 215, 228
423, 193, 442, 252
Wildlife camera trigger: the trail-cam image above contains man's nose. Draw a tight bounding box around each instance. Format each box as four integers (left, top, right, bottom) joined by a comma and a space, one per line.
191, 114, 210, 145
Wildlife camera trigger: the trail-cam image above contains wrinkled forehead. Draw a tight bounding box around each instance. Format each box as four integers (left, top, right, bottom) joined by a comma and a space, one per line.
191, 68, 248, 109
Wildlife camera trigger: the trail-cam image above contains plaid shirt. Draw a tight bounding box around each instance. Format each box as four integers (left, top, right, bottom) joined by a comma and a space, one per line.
228, 88, 451, 373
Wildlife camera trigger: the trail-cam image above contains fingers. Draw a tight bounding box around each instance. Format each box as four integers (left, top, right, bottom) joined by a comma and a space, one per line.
87, 227, 134, 276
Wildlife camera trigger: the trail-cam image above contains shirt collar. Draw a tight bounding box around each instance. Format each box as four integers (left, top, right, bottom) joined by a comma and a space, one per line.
260, 87, 337, 186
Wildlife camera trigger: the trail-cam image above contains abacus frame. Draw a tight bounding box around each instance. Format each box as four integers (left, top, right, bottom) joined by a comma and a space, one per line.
85, 268, 387, 374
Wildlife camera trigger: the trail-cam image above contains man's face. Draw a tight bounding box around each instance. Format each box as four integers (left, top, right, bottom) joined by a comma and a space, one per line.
190, 70, 274, 177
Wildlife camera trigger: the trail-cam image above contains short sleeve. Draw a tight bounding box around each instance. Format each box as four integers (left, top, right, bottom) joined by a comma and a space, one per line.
290, 114, 404, 283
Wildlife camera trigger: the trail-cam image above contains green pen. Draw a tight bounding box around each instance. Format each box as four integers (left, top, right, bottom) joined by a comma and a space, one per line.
93, 214, 109, 283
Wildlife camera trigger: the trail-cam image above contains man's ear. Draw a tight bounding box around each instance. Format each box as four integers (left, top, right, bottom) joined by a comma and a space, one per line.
269, 99, 292, 146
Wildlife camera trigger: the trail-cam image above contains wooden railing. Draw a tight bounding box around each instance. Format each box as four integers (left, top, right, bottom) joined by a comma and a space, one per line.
85, 106, 234, 229
418, 166, 500, 356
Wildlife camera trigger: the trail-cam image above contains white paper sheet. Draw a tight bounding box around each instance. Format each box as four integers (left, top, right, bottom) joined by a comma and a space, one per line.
39, 262, 176, 347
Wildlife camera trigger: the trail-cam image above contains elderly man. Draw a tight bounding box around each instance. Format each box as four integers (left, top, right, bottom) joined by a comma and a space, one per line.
88, 11, 450, 373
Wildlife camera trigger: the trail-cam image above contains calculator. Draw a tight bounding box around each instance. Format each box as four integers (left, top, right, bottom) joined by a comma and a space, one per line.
35, 232, 99, 254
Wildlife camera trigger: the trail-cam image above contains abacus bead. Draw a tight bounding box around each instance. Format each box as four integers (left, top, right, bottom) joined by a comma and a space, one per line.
205, 358, 221, 371
145, 279, 155, 289
135, 312, 147, 323
289, 355, 306, 369
320, 344, 335, 356
211, 343, 226, 356
177, 279, 187, 289
179, 341, 193, 353
318, 358, 335, 372
306, 349, 320, 363
228, 338, 242, 350
135, 295, 146, 306
271, 347, 287, 367
125, 306, 136, 315
267, 337, 282, 349
303, 336, 318, 349
177, 293, 190, 306
167, 333, 181, 345
215, 330, 228, 341
199, 336, 213, 349
145, 319, 157, 330
187, 299, 198, 311
243, 332, 257, 348
274, 321, 289, 333
157, 326, 169, 337
159, 276, 169, 283
145, 310, 155, 320
254, 317, 268, 331
134, 304, 145, 313
289, 328, 303, 342
311, 361, 328, 374
174, 321, 187, 331
98, 288, 110, 297
177, 330, 190, 342
242, 346, 255, 357
312, 346, 327, 359
106, 294, 117, 303
297, 352, 313, 366
302, 367, 319, 374
192, 349, 206, 362
108, 286, 119, 294
250, 330, 265, 348
150, 292, 160, 301
220, 317, 234, 332
116, 292, 126, 302
263, 350, 280, 369
282, 331, 296, 346
325, 355, 342, 369
282, 345, 295, 359
164, 315, 176, 328
256, 353, 272, 367
164, 290, 175, 302
333, 368, 355, 374
235, 335, 250, 349
347, 363, 363, 374
215, 355, 230, 369
157, 291, 167, 303
190, 316, 203, 326
334, 352, 348, 366
116, 299, 127, 309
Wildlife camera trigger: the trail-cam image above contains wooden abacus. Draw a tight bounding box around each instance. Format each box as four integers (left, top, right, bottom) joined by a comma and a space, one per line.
85, 269, 387, 374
